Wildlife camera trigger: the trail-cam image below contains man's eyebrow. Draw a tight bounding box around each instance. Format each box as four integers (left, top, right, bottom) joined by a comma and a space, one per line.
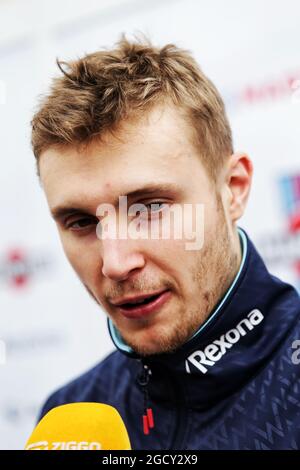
123, 182, 182, 200
50, 205, 91, 221
50, 183, 182, 221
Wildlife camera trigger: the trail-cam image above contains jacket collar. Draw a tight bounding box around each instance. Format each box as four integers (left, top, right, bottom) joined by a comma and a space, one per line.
108, 227, 300, 408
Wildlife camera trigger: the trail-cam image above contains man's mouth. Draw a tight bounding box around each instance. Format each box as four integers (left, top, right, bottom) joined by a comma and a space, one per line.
120, 293, 161, 308
112, 290, 171, 319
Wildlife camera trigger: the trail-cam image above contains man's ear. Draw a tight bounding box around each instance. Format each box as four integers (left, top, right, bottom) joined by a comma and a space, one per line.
224, 152, 253, 223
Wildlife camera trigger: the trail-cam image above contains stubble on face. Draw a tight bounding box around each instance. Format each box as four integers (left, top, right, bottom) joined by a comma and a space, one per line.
85, 194, 240, 358
47, 104, 241, 358
123, 197, 239, 356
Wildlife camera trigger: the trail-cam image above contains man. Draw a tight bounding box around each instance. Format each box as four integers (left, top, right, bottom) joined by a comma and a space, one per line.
32, 37, 300, 450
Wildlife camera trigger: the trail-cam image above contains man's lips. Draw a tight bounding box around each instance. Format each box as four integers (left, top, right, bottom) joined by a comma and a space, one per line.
111, 290, 171, 319
110, 289, 167, 307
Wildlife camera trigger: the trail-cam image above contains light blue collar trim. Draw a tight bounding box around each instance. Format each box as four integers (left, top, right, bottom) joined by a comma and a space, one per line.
109, 314, 134, 355
108, 227, 248, 354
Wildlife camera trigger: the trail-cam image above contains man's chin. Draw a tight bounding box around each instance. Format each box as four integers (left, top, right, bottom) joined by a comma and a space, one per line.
128, 343, 177, 357
120, 335, 165, 357
121, 331, 186, 357
114, 313, 197, 356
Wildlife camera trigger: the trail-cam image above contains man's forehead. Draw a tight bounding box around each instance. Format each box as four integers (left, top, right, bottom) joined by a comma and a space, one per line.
39, 104, 194, 175
39, 105, 205, 219
41, 138, 187, 188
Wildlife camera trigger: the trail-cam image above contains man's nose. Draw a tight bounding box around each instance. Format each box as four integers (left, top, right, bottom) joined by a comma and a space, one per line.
101, 239, 145, 281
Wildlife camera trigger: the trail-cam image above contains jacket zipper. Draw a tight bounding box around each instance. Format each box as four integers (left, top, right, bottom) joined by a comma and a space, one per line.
136, 359, 188, 449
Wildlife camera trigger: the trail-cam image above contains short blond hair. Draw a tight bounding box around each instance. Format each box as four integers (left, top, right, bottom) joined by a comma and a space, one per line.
31, 35, 233, 181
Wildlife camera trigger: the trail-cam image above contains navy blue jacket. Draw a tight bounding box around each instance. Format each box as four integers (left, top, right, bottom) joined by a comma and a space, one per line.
39, 228, 300, 450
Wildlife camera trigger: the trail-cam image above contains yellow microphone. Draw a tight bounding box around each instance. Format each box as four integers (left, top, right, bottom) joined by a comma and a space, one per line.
25, 403, 131, 450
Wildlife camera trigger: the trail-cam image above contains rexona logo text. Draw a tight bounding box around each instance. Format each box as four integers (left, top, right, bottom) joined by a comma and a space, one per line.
26, 440, 102, 450
185, 309, 264, 374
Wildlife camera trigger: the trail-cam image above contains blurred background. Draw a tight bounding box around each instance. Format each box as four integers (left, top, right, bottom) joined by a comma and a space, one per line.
0, 0, 299, 449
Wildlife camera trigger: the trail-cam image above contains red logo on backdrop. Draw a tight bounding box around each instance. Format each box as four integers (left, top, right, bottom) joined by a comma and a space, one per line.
6, 248, 29, 288
0, 247, 51, 290
280, 173, 300, 286
224, 69, 300, 111
289, 210, 300, 279
256, 173, 300, 293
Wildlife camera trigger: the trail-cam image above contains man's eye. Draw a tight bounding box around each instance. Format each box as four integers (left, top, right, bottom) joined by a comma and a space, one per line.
141, 202, 169, 215
146, 202, 165, 211
140, 201, 170, 218
66, 217, 97, 230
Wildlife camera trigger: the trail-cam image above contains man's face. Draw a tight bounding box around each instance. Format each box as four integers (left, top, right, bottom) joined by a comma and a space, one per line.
39, 104, 240, 356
